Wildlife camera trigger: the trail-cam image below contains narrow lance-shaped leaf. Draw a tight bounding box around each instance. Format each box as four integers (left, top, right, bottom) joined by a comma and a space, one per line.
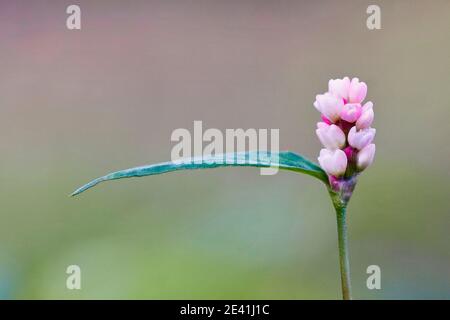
71, 151, 328, 196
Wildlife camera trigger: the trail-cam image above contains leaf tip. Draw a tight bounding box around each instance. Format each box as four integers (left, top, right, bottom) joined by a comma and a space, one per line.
70, 188, 83, 197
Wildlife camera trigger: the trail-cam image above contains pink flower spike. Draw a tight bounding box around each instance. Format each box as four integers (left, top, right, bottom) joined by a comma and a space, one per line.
316, 122, 346, 150
348, 78, 367, 103
318, 148, 347, 177
357, 143, 376, 171
314, 77, 375, 181
314, 93, 344, 123
356, 101, 374, 129
340, 103, 362, 123
348, 126, 376, 150
328, 77, 350, 101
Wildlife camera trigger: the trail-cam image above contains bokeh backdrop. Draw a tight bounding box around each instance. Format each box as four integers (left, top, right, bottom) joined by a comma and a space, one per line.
1, 0, 449, 299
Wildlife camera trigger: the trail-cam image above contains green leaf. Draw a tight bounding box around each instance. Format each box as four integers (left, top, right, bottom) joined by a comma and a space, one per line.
71, 151, 328, 196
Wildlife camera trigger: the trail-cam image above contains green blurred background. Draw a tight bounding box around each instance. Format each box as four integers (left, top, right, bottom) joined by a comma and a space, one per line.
1, 0, 449, 299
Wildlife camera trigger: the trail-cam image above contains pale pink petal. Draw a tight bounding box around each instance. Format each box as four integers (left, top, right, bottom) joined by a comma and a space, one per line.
318, 149, 347, 177
356, 102, 374, 129
316, 123, 346, 150
328, 77, 350, 101
357, 144, 376, 171
315, 93, 344, 122
349, 78, 367, 103
348, 126, 376, 150
340, 103, 362, 123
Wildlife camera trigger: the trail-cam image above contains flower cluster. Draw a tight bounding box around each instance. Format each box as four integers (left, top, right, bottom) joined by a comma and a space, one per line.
314, 77, 376, 180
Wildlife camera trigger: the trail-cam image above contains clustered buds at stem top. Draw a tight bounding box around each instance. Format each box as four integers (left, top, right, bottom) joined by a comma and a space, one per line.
314, 77, 376, 202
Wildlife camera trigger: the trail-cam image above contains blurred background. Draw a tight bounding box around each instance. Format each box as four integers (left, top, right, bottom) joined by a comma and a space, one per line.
1, 0, 449, 299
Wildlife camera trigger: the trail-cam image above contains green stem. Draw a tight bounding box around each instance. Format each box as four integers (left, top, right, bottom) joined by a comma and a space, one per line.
335, 205, 352, 300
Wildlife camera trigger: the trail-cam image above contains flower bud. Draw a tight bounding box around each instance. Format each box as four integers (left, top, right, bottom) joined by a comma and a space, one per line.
328, 77, 350, 101
356, 101, 374, 129
316, 122, 346, 150
348, 126, 376, 150
318, 148, 347, 177
348, 77, 367, 104
314, 93, 344, 123
340, 103, 362, 123
357, 143, 376, 171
